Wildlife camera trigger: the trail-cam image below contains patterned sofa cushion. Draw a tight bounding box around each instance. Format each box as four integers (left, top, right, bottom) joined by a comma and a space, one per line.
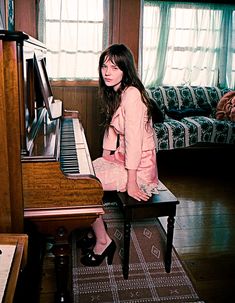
148, 86, 231, 115
147, 86, 235, 150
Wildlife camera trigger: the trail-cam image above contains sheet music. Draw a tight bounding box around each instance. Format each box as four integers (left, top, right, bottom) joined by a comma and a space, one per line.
0, 244, 16, 303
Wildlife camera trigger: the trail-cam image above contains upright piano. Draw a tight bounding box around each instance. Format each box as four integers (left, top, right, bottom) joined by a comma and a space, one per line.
0, 30, 104, 302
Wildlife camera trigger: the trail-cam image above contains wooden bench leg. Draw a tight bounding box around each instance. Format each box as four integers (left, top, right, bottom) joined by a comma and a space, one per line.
116, 191, 178, 279
123, 219, 131, 279
165, 215, 175, 273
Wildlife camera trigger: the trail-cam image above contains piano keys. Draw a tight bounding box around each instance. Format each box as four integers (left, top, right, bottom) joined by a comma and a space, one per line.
0, 30, 104, 302
60, 119, 80, 174
60, 118, 93, 175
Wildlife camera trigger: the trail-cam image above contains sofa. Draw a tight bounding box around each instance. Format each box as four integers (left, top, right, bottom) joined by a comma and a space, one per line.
147, 86, 235, 150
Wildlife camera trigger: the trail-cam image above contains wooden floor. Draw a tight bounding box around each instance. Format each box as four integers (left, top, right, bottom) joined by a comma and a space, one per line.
157, 146, 235, 303
18, 145, 235, 303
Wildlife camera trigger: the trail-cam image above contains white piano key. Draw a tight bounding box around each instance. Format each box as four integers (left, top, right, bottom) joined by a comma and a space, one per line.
75, 147, 91, 174
72, 119, 84, 145
72, 119, 91, 174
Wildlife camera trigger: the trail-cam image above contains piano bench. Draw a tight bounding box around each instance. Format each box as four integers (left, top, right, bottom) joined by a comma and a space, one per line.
104, 187, 179, 279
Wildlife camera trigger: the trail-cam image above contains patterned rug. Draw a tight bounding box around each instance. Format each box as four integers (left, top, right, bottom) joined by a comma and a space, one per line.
72, 203, 204, 303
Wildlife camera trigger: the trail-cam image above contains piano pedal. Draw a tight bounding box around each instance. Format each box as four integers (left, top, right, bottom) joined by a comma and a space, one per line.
76, 228, 96, 251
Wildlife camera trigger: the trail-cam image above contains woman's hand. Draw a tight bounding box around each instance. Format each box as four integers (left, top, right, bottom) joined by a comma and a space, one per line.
127, 169, 149, 201
127, 182, 149, 201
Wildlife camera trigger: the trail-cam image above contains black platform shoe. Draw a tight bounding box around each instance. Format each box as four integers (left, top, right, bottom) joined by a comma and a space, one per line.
80, 239, 116, 266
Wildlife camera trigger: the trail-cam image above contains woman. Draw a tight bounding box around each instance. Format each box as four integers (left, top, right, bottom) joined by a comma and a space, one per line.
80, 43, 158, 267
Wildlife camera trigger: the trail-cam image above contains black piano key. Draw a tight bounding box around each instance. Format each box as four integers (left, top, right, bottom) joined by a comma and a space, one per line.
60, 118, 80, 173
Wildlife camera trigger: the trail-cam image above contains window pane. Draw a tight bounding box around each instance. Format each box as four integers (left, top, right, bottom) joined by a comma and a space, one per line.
78, 0, 103, 21
45, 23, 61, 51
39, 0, 107, 80
45, 0, 61, 19
142, 2, 235, 87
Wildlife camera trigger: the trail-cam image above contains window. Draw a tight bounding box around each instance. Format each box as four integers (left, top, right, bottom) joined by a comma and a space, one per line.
142, 1, 235, 89
38, 0, 109, 80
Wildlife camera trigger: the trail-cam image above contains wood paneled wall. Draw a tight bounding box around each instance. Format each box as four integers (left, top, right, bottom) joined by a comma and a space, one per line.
15, 0, 37, 37
109, 0, 141, 64
52, 84, 103, 160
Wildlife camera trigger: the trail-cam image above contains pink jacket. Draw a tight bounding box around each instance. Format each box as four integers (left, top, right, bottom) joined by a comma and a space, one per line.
102, 86, 156, 170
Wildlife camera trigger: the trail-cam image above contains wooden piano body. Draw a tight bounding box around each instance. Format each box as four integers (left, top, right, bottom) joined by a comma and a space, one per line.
0, 30, 104, 302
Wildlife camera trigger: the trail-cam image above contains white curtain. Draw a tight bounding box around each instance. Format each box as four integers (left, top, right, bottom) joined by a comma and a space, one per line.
38, 0, 108, 80
142, 1, 235, 89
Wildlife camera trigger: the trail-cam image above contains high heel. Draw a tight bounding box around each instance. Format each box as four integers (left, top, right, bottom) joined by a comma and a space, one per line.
80, 239, 116, 266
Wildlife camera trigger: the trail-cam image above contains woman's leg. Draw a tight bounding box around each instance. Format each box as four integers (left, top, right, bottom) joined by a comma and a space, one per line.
91, 216, 112, 255
80, 215, 116, 266
81, 157, 125, 255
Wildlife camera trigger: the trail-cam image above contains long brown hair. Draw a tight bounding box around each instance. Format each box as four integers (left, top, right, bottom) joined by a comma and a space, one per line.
98, 44, 152, 127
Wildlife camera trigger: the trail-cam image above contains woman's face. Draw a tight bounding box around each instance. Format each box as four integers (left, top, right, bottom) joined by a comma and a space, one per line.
101, 57, 123, 91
